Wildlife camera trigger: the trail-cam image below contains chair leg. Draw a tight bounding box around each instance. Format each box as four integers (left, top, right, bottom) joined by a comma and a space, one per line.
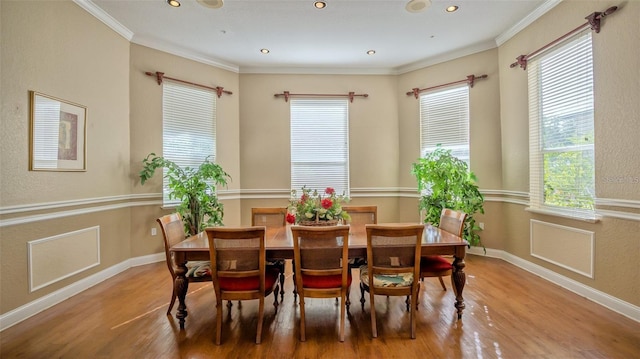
410, 291, 417, 339
369, 289, 377, 338
299, 295, 306, 342
438, 276, 447, 291
278, 260, 286, 301
339, 292, 346, 342
216, 301, 223, 345
256, 297, 265, 344
279, 272, 285, 301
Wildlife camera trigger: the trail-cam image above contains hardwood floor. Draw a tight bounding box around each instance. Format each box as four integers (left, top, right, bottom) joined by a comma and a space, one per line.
1, 255, 639, 358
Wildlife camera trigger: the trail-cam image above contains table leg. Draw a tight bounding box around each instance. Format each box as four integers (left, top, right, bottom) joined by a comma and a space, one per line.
174, 258, 189, 329
451, 254, 466, 320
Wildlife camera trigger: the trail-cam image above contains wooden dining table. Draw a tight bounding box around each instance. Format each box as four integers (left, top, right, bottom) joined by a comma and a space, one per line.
169, 223, 469, 329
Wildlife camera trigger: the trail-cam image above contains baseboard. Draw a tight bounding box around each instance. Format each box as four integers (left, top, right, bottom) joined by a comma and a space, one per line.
467, 247, 640, 323
0, 253, 164, 332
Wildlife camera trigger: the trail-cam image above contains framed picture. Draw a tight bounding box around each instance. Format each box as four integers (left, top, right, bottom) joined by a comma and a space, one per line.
29, 91, 87, 171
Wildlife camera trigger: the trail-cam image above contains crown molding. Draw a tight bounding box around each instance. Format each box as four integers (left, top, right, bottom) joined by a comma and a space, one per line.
73, 0, 133, 41
495, 0, 562, 46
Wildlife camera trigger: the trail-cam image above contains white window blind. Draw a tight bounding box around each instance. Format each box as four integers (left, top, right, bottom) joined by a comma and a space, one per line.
162, 81, 216, 205
290, 99, 349, 196
419, 84, 470, 162
528, 30, 595, 215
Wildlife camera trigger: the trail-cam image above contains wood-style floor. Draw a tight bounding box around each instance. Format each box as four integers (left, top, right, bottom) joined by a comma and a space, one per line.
1, 255, 639, 358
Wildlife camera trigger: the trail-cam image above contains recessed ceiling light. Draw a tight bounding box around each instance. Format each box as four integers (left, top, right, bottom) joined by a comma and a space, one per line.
314, 1, 326, 9
446, 5, 459, 13
260, 48, 270, 54
167, 0, 181, 7
367, 50, 376, 55
405, 0, 431, 13
197, 0, 223, 9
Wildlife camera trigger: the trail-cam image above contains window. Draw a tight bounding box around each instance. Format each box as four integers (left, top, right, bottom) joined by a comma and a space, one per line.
162, 81, 216, 205
419, 84, 470, 163
290, 99, 349, 195
528, 31, 595, 215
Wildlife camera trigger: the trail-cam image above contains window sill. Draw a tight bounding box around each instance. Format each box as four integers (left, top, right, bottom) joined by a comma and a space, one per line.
525, 206, 601, 223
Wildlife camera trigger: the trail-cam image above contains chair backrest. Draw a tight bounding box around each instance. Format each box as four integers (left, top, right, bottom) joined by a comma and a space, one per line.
251, 207, 287, 228
365, 224, 424, 278
157, 213, 187, 277
439, 208, 467, 237
342, 205, 377, 225
206, 227, 267, 296
290, 225, 351, 281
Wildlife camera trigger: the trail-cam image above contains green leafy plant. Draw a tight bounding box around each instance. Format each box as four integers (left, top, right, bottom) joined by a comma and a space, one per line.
411, 146, 485, 248
140, 153, 231, 235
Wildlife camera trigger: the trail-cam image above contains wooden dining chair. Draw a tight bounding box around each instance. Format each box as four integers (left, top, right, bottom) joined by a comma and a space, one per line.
342, 205, 377, 226
419, 208, 467, 290
251, 207, 287, 300
359, 224, 424, 339
206, 226, 280, 345
340, 205, 377, 302
291, 225, 351, 342
157, 213, 212, 315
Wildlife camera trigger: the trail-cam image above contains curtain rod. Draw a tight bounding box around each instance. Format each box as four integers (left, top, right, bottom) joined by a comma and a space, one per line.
406, 74, 488, 99
274, 91, 369, 103
510, 6, 618, 70
144, 71, 232, 98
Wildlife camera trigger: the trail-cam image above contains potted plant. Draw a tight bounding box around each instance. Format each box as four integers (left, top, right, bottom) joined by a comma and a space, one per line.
139, 153, 231, 235
411, 146, 485, 249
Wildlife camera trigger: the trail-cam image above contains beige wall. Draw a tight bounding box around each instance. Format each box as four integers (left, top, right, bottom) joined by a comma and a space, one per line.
238, 73, 401, 191
128, 43, 242, 257
237, 73, 403, 225
1, 1, 131, 313
1, 0, 638, 318
498, 0, 640, 305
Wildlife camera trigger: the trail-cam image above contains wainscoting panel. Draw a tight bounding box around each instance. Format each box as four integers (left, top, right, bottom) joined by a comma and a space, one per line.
28, 226, 101, 292
530, 220, 594, 278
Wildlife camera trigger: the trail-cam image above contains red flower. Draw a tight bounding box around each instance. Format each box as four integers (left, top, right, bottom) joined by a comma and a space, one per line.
325, 187, 335, 195
321, 198, 333, 209
300, 194, 309, 203
286, 213, 296, 224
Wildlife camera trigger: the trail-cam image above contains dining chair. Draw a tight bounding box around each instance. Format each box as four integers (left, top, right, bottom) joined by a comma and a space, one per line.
359, 224, 424, 339
340, 206, 377, 301
419, 208, 467, 290
156, 213, 212, 315
251, 207, 287, 300
290, 225, 351, 342
342, 205, 377, 226
206, 226, 280, 345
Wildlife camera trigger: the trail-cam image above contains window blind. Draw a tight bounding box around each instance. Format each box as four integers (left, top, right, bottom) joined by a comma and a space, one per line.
528, 30, 595, 214
162, 81, 216, 205
290, 99, 349, 196
419, 84, 470, 162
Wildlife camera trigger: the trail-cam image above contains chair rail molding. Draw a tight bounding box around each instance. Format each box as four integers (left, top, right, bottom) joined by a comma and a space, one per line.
2, 192, 637, 228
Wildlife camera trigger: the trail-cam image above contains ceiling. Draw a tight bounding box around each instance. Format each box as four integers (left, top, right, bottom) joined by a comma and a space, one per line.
84, 0, 555, 74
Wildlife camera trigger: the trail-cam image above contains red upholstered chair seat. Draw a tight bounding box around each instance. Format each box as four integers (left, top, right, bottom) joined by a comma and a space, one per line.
420, 255, 452, 271
301, 272, 352, 289
219, 268, 280, 292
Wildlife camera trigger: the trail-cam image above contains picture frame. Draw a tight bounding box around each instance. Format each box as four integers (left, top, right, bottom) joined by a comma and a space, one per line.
29, 91, 87, 171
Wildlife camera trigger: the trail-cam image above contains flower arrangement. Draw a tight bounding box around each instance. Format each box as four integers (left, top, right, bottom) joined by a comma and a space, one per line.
286, 186, 350, 225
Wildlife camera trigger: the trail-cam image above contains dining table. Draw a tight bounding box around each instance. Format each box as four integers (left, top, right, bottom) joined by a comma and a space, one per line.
169, 223, 469, 329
